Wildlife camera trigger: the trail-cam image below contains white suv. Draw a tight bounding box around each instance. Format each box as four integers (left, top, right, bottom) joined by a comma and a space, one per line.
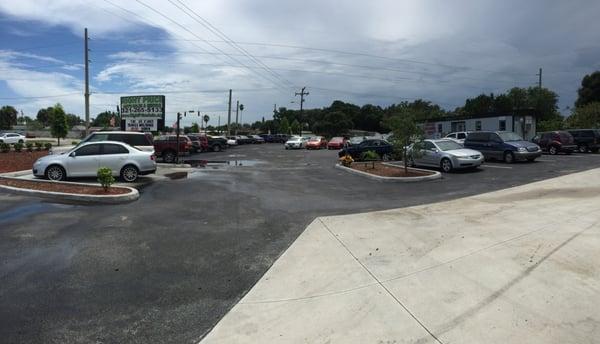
445, 131, 470, 145
51, 131, 154, 155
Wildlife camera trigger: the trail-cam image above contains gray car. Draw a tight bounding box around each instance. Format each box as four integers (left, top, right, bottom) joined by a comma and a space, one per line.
408, 139, 484, 172
33, 141, 157, 182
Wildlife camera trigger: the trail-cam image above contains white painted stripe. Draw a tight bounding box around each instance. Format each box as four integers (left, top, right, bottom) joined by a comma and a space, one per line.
483, 164, 513, 169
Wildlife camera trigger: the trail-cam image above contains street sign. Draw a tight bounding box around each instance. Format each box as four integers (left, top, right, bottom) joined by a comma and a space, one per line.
120, 95, 165, 131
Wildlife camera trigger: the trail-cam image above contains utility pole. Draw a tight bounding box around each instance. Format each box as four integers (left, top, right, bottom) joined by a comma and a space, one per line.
295, 87, 309, 136
273, 104, 277, 118
537, 68, 543, 89
227, 89, 232, 136
176, 112, 183, 164
84, 28, 90, 136
235, 100, 239, 135
218, 116, 221, 134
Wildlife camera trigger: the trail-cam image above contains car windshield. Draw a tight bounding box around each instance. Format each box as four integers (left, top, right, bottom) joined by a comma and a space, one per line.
497, 132, 523, 141
436, 140, 463, 151
309, 137, 321, 142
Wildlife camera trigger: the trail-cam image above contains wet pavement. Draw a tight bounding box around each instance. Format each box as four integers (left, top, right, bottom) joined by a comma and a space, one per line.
1, 144, 600, 343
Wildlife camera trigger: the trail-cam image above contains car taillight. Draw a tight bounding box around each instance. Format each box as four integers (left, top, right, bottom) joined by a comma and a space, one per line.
150, 154, 156, 161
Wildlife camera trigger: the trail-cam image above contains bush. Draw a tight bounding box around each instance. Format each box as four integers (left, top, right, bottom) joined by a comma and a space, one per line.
26, 142, 33, 152
0, 143, 10, 153
35, 142, 43, 151
71, 141, 79, 145
13, 142, 23, 152
44, 142, 52, 150
339, 154, 354, 167
360, 150, 380, 161
97, 167, 115, 191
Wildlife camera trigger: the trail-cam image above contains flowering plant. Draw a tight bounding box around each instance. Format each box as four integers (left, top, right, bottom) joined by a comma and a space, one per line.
339, 154, 354, 167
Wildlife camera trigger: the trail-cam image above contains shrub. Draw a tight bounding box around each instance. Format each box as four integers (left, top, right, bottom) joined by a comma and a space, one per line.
13, 142, 23, 152
0, 143, 10, 153
26, 142, 33, 152
44, 142, 52, 150
97, 167, 115, 191
360, 150, 380, 161
71, 141, 79, 145
35, 142, 43, 151
339, 154, 354, 167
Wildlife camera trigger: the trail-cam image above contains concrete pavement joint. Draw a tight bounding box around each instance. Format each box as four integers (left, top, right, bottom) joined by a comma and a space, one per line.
318, 217, 445, 344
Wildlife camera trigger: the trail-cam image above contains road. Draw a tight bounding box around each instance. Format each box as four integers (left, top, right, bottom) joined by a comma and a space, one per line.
1, 144, 599, 343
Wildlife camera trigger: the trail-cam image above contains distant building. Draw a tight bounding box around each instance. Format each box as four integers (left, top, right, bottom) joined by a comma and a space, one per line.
421, 112, 537, 141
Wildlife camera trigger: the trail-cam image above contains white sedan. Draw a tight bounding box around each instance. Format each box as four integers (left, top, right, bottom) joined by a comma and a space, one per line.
0, 132, 26, 144
33, 141, 156, 182
284, 136, 308, 149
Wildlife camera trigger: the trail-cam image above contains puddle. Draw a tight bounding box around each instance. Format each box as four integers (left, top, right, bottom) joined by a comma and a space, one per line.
183, 159, 263, 168
226, 160, 262, 167
0, 202, 71, 225
164, 172, 189, 180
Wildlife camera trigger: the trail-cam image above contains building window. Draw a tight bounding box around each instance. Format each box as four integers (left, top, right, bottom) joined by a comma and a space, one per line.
475, 121, 482, 131
437, 123, 442, 133
499, 119, 506, 131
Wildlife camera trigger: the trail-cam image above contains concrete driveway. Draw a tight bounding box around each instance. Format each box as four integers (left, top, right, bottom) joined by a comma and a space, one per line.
1, 144, 600, 343
202, 167, 600, 344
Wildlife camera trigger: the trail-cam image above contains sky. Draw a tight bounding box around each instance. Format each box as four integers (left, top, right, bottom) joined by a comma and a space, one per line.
0, 0, 599, 127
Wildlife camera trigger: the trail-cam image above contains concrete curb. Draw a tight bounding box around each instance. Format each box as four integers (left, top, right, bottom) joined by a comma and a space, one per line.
0, 177, 139, 204
157, 163, 192, 168
0, 169, 33, 177
334, 163, 441, 182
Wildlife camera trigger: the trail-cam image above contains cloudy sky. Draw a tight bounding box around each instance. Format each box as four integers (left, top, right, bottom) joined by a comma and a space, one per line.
0, 0, 599, 127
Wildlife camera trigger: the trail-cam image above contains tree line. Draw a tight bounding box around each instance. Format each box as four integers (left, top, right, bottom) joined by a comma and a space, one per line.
2, 71, 600, 137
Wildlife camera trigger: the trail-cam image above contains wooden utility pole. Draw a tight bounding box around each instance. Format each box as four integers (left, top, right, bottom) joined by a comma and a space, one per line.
84, 28, 90, 136
227, 89, 232, 135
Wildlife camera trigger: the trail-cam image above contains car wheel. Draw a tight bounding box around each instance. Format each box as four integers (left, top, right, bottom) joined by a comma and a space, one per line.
163, 150, 176, 163
578, 144, 588, 153
45, 165, 66, 181
120, 165, 139, 182
440, 158, 453, 173
504, 151, 515, 164
18, 139, 24, 144
548, 146, 557, 155
213, 145, 221, 152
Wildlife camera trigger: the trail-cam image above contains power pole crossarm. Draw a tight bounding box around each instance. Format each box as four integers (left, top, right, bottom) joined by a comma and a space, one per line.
295, 87, 309, 135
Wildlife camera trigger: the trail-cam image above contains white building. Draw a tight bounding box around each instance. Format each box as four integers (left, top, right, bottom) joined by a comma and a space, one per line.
422, 113, 537, 141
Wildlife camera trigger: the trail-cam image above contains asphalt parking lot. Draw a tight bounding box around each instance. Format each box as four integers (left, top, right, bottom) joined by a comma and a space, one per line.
1, 143, 600, 343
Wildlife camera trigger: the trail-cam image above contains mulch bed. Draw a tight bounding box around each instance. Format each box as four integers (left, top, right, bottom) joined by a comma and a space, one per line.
0, 151, 49, 173
0, 178, 130, 195
349, 162, 434, 177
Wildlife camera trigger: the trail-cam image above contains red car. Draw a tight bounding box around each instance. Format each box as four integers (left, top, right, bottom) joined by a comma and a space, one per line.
305, 136, 328, 150
327, 137, 346, 150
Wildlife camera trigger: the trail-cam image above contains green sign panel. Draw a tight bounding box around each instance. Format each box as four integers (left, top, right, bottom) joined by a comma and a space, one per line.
120, 95, 165, 118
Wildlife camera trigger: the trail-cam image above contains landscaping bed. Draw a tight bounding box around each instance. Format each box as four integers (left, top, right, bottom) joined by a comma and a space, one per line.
349, 162, 434, 177
0, 151, 48, 173
0, 178, 130, 195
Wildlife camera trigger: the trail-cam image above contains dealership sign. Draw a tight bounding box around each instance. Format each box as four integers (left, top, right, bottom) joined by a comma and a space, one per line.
120, 95, 165, 131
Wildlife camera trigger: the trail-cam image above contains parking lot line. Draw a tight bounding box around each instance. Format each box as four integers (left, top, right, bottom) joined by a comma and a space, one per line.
483, 164, 513, 169
536, 159, 555, 162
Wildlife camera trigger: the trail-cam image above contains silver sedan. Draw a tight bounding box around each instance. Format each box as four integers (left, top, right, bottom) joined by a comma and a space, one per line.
33, 141, 157, 182
408, 139, 484, 173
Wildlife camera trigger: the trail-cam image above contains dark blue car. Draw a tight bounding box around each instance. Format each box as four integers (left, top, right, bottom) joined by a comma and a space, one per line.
463, 131, 541, 163
338, 139, 393, 160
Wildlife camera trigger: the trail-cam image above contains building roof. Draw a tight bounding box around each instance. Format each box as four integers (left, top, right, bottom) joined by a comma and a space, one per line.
427, 108, 538, 123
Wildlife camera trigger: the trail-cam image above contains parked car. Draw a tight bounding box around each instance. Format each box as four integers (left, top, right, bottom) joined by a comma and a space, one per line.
284, 136, 308, 149
347, 136, 366, 146
205, 135, 228, 151
306, 136, 328, 150
272, 134, 290, 143
51, 131, 154, 155
444, 131, 470, 145
234, 135, 252, 145
0, 132, 25, 144
250, 135, 266, 144
566, 129, 600, 153
187, 134, 209, 153
338, 139, 393, 160
463, 131, 541, 163
327, 137, 346, 150
33, 141, 156, 182
225, 137, 237, 146
408, 139, 483, 172
532, 131, 577, 155
153, 135, 193, 163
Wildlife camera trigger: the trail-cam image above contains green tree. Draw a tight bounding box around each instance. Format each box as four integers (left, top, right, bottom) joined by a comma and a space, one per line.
92, 111, 119, 128
290, 119, 301, 136
566, 102, 600, 128
576, 71, 600, 107
65, 113, 83, 128
279, 117, 290, 134
0, 105, 18, 130
312, 111, 353, 137
36, 107, 53, 127
384, 110, 424, 173
190, 122, 200, 133
50, 104, 68, 146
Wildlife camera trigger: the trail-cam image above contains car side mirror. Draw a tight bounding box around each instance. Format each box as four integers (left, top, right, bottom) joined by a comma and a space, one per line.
69, 151, 76, 158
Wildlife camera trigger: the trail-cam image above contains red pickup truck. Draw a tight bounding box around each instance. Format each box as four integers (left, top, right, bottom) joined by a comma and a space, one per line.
153, 135, 193, 163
